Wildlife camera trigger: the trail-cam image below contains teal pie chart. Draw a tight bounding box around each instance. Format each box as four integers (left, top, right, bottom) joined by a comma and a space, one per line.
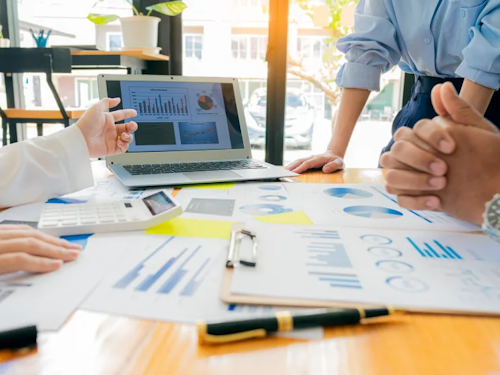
344, 205, 403, 219
324, 188, 373, 199
240, 204, 292, 216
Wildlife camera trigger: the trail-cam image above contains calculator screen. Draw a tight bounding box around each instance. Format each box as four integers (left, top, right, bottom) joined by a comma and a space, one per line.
142, 191, 176, 216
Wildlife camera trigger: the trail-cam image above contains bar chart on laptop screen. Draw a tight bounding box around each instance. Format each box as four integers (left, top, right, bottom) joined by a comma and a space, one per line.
128, 86, 191, 121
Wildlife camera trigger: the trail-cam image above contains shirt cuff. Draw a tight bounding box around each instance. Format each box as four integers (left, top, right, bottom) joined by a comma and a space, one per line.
48, 125, 94, 192
336, 62, 382, 91
456, 62, 500, 90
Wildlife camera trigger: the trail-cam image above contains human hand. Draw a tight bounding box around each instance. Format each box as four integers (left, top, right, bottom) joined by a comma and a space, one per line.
381, 82, 498, 212
285, 150, 344, 174
0, 225, 82, 275
77, 98, 138, 158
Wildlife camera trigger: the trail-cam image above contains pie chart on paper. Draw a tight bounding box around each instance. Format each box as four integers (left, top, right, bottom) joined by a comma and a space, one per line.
324, 187, 373, 199
239, 204, 292, 216
344, 205, 403, 219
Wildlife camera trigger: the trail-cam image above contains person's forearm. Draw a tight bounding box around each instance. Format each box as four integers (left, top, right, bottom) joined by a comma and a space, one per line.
459, 79, 494, 115
327, 88, 371, 157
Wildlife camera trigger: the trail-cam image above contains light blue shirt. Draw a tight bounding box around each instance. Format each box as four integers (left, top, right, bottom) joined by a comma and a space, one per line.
336, 0, 500, 91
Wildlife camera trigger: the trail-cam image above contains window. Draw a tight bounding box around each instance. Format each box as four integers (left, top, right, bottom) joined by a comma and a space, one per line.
76, 78, 99, 108
107, 33, 123, 51
232, 0, 268, 7
184, 34, 203, 60
231, 36, 267, 61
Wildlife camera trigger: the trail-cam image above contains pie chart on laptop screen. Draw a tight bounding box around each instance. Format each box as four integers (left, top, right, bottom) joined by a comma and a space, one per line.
344, 206, 403, 219
198, 95, 214, 110
324, 187, 373, 199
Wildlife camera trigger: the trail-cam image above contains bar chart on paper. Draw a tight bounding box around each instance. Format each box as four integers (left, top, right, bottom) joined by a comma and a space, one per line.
82, 236, 230, 324
407, 237, 463, 260
128, 86, 191, 120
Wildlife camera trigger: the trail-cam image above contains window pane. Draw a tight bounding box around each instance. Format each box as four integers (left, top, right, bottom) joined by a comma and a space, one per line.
284, 1, 398, 167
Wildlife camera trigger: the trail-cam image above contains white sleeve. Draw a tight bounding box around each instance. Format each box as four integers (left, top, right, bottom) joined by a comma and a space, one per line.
0, 125, 94, 208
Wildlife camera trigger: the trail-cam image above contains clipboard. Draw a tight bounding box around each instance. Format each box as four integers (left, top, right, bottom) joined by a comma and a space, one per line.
220, 222, 381, 309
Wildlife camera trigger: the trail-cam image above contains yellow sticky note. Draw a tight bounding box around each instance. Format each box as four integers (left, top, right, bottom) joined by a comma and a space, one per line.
254, 211, 313, 225
146, 218, 235, 239
176, 183, 236, 191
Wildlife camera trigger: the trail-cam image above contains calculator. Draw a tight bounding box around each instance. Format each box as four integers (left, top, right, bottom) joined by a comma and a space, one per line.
38, 190, 183, 237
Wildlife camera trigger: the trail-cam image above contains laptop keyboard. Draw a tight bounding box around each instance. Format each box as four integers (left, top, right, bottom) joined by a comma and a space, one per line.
123, 160, 267, 175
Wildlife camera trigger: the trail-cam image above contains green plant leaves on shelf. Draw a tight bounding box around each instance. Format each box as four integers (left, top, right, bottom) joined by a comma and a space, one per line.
87, 13, 120, 25
146, 1, 187, 16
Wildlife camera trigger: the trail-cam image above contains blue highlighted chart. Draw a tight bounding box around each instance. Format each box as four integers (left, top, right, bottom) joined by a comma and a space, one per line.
344, 206, 403, 219
258, 185, 282, 191
259, 195, 287, 202
179, 122, 219, 145
407, 237, 462, 260
46, 197, 87, 204
324, 187, 373, 199
61, 234, 93, 250
361, 234, 392, 245
376, 260, 414, 274
239, 204, 293, 216
368, 247, 402, 258
386, 276, 428, 293
307, 243, 352, 268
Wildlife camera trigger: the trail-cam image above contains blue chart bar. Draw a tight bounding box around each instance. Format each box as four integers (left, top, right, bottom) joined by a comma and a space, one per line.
114, 238, 174, 289
309, 271, 361, 289
135, 248, 188, 292
307, 243, 352, 268
407, 237, 462, 260
158, 246, 201, 294
180, 258, 211, 297
294, 229, 340, 240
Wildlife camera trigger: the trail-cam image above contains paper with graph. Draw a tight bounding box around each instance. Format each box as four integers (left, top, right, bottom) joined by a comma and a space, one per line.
231, 224, 500, 314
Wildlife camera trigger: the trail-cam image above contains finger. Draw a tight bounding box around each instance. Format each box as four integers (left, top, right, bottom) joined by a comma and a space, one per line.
323, 158, 344, 173
431, 84, 447, 117
111, 109, 138, 122
285, 158, 307, 171
397, 194, 442, 211
292, 157, 326, 174
0, 253, 63, 275
0, 229, 82, 250
117, 140, 129, 154
380, 151, 414, 171
0, 238, 81, 262
115, 121, 138, 135
393, 125, 434, 152
0, 225, 33, 231
385, 169, 446, 191
413, 119, 456, 154
119, 132, 134, 144
440, 82, 498, 133
390, 140, 447, 176
99, 97, 121, 111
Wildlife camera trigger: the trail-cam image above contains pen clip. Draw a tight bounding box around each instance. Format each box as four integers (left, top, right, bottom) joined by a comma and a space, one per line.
227, 228, 257, 268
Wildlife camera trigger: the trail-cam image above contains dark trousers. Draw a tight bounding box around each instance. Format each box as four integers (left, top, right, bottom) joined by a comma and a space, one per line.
381, 76, 500, 155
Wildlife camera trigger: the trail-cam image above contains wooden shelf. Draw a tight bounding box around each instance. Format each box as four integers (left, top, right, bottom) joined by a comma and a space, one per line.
70, 50, 170, 62
3, 109, 86, 120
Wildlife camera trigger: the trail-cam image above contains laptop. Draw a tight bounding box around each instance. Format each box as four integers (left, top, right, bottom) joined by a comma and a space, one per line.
98, 75, 299, 187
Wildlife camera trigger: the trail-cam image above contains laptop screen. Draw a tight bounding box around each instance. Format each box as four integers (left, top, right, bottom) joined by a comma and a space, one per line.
105, 80, 245, 153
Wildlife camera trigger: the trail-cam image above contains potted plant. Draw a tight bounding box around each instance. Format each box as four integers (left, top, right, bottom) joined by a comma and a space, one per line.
88, 0, 187, 51
0, 25, 10, 48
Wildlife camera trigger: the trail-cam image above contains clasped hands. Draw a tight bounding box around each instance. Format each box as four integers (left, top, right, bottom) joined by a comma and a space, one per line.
381, 82, 500, 226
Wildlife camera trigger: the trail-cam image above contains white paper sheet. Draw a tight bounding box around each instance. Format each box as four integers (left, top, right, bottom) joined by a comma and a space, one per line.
0, 233, 134, 331
283, 183, 479, 231
231, 223, 500, 315
81, 233, 323, 339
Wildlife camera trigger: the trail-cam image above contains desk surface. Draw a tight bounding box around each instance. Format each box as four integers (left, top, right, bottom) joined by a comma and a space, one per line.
70, 50, 170, 62
2, 163, 500, 375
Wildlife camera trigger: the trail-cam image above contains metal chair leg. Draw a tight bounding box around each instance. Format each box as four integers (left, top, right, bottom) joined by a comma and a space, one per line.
37, 123, 44, 137
1, 119, 6, 146
8, 120, 18, 143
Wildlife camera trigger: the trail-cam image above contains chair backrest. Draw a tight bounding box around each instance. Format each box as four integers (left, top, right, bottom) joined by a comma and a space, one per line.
0, 48, 72, 74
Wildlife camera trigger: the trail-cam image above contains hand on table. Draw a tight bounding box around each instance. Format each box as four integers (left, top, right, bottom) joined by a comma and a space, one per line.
0, 225, 81, 275
77, 98, 138, 158
380, 82, 500, 225
285, 150, 345, 174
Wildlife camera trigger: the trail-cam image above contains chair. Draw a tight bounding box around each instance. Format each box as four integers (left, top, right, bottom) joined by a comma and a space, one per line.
0, 48, 79, 145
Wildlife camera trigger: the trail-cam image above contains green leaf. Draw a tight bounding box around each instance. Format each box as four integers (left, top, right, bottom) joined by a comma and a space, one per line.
0, 25, 3, 39
87, 13, 120, 25
146, 1, 187, 16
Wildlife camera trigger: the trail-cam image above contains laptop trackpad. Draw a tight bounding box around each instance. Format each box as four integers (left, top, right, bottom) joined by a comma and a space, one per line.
183, 171, 241, 181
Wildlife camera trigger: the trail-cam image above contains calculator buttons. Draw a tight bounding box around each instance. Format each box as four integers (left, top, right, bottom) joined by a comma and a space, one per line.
99, 217, 115, 223
41, 221, 58, 227
81, 218, 97, 224
62, 219, 78, 226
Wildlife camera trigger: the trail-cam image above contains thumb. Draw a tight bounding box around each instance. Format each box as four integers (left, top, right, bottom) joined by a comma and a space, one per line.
98, 97, 121, 112
440, 82, 498, 133
431, 84, 447, 117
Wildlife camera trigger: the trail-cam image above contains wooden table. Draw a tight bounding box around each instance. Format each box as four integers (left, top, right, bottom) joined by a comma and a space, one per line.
2, 164, 500, 375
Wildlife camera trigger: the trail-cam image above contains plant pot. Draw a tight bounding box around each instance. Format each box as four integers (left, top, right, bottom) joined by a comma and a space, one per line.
0, 38, 10, 48
120, 16, 161, 49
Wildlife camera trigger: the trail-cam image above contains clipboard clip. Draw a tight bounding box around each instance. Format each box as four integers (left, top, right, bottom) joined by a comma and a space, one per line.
226, 228, 257, 268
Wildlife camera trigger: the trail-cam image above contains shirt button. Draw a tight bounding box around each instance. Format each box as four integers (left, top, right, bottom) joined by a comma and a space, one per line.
424, 37, 431, 44
461, 9, 466, 18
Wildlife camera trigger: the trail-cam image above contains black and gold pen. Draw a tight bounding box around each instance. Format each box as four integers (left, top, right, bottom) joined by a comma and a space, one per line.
198, 307, 395, 344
